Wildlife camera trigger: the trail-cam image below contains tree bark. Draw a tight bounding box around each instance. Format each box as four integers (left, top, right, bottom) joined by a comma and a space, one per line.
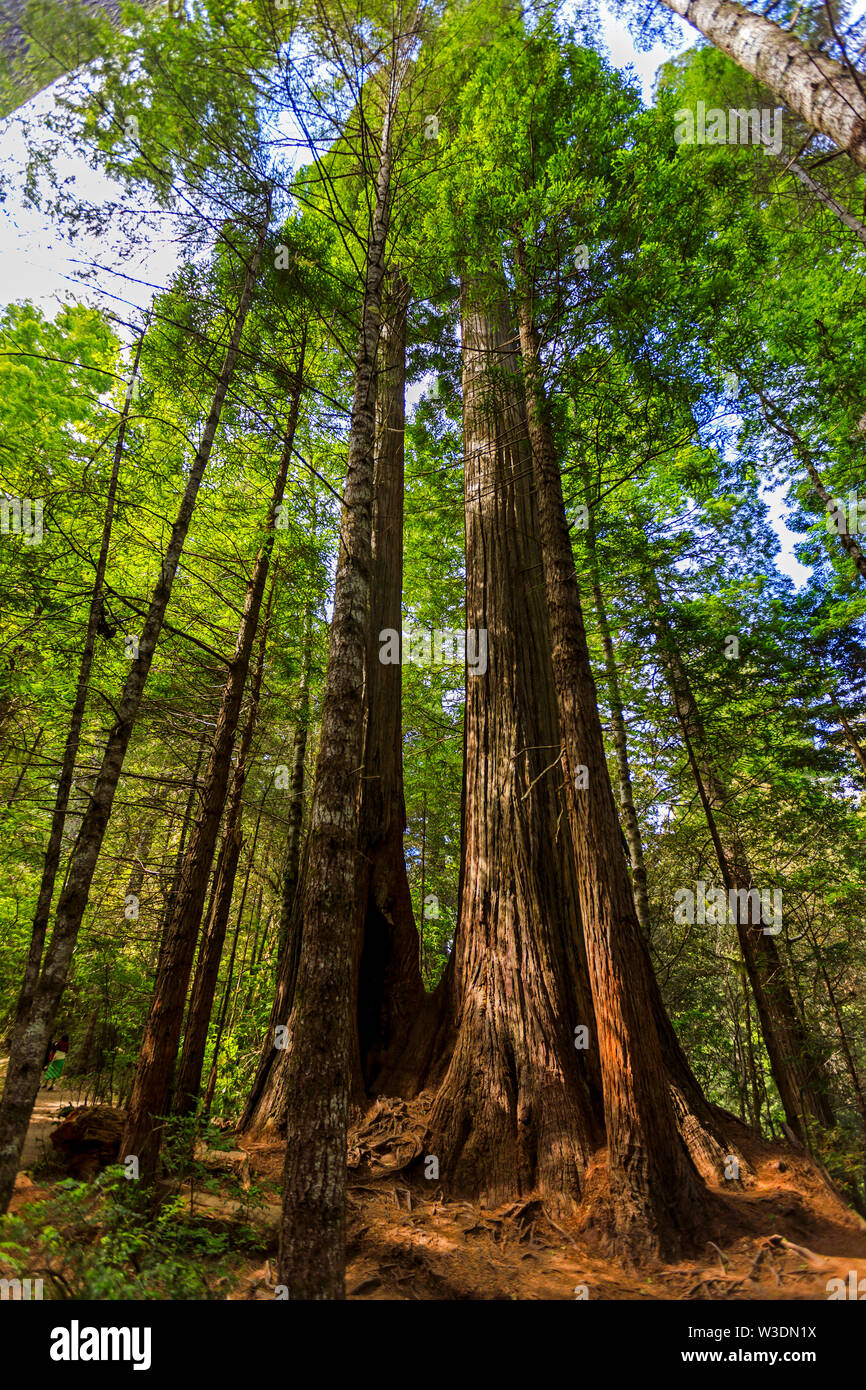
276, 91, 395, 1301
122, 368, 302, 1182
577, 459, 747, 1183
354, 269, 424, 1097
424, 276, 604, 1213
0, 222, 266, 1215
514, 252, 708, 1260
276, 606, 312, 960
579, 458, 652, 936
663, 0, 866, 168
237, 632, 313, 1137
172, 578, 273, 1117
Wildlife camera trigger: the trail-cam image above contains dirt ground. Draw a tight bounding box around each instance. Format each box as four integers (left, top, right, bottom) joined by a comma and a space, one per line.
232, 1094, 866, 1300
7, 1074, 866, 1300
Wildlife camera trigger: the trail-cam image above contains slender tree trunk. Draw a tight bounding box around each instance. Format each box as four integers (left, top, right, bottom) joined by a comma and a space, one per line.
662, 0, 866, 168
172, 580, 273, 1116
276, 94, 396, 1302
770, 147, 866, 246
807, 923, 866, 1135
277, 606, 312, 960
754, 387, 866, 582
647, 572, 835, 1139
157, 734, 209, 977
202, 908, 243, 1117
11, 327, 145, 1039
419, 789, 427, 982
514, 252, 708, 1259
237, 608, 314, 1137
831, 696, 866, 778
424, 276, 604, 1213
122, 368, 301, 1182
0, 221, 266, 1215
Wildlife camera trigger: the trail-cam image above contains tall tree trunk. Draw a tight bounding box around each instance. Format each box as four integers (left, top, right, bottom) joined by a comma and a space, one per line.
661, 0, 866, 168
276, 91, 396, 1302
514, 252, 708, 1259
0, 222, 266, 1215
172, 579, 273, 1117
12, 326, 145, 1039
647, 572, 835, 1139
122, 370, 302, 1182
424, 276, 604, 1213
354, 269, 423, 1096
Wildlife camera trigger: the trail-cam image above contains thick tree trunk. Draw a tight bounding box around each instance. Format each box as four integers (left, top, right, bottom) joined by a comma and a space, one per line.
424, 277, 604, 1213
11, 327, 144, 1040
276, 101, 394, 1302
0, 224, 265, 1215
647, 575, 835, 1139
354, 269, 424, 1097
172, 580, 273, 1117
663, 0, 866, 168
122, 372, 301, 1182
514, 257, 708, 1260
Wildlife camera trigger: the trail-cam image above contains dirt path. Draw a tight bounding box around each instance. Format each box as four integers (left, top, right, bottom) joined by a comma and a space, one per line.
0, 1057, 85, 1172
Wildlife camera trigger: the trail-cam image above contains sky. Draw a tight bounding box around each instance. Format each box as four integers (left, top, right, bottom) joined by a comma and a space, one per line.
0, 0, 811, 584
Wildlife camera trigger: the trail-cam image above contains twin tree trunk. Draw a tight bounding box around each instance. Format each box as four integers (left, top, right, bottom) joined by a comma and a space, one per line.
647, 574, 835, 1139
514, 252, 709, 1259
424, 276, 605, 1209
122, 372, 302, 1182
0, 226, 265, 1215
242, 275, 426, 1136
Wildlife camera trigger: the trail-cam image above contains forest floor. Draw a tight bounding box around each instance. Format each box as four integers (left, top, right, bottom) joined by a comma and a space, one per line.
233, 1094, 866, 1301
6, 1077, 866, 1300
